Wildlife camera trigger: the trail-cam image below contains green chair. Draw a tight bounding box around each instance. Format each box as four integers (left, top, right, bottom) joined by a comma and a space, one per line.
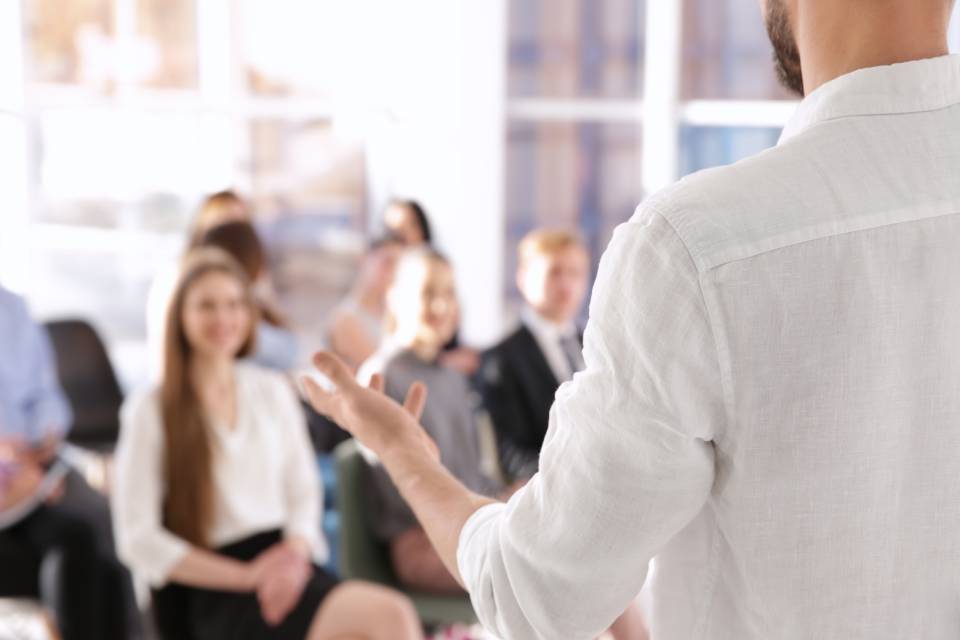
333, 439, 477, 626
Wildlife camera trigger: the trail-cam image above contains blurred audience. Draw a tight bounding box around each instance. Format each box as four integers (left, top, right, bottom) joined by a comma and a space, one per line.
113, 248, 421, 640
358, 248, 505, 594
0, 282, 132, 640
326, 235, 403, 372
477, 229, 590, 481
383, 199, 432, 247
193, 221, 300, 372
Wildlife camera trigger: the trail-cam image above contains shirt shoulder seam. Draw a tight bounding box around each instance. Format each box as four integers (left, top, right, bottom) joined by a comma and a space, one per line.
644, 206, 734, 444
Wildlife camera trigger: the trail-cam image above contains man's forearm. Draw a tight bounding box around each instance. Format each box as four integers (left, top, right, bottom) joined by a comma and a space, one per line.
381, 445, 497, 586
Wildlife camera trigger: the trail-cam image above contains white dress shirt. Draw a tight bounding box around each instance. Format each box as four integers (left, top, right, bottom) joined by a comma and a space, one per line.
520, 306, 582, 383
457, 55, 960, 640
113, 363, 326, 586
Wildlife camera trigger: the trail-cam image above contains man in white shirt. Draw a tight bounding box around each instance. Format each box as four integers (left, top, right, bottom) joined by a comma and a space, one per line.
478, 229, 590, 481
304, 0, 960, 638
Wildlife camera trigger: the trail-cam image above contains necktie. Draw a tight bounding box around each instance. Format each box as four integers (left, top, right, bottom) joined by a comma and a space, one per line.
558, 334, 584, 380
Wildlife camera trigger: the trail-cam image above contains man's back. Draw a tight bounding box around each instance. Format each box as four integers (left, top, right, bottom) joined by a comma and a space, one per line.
648, 55, 960, 638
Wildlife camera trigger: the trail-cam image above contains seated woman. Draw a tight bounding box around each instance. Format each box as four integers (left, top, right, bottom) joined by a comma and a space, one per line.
147, 190, 258, 378
112, 249, 421, 640
194, 221, 300, 372
358, 248, 505, 595
327, 236, 403, 372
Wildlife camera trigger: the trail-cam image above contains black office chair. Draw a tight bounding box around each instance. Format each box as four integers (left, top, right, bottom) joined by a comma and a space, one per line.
44, 320, 124, 452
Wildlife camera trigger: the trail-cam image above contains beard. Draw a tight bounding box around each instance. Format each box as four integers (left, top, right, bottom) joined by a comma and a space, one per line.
764, 0, 805, 97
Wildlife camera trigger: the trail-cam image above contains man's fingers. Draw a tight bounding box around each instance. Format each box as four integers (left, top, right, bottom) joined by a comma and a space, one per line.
311, 351, 356, 389
368, 373, 385, 393
403, 381, 428, 421
301, 376, 336, 417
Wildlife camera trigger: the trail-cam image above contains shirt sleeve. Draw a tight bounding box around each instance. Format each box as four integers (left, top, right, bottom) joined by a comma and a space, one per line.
456, 207, 726, 639
111, 390, 190, 586
274, 375, 322, 556
20, 302, 72, 441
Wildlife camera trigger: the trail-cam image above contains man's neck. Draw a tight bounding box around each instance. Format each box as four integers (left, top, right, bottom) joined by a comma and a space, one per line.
798, 2, 951, 95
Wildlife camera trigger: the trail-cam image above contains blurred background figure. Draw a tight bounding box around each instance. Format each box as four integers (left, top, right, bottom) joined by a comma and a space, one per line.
382, 198, 481, 376
382, 199, 433, 247
113, 249, 421, 640
478, 229, 590, 481
326, 235, 404, 372
188, 190, 252, 241
358, 249, 503, 595
193, 221, 300, 373
0, 281, 132, 640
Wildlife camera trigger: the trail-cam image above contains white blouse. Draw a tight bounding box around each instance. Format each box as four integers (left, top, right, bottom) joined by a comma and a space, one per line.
112, 362, 326, 586
458, 55, 960, 639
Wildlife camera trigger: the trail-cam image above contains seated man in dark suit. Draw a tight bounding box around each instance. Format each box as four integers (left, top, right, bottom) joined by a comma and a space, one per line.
478, 229, 590, 481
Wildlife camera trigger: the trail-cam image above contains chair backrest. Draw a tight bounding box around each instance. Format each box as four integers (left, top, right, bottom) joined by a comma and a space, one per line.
333, 439, 397, 586
45, 320, 124, 450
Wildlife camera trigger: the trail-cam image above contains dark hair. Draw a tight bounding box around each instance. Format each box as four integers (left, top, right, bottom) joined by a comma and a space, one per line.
194, 221, 264, 281
389, 199, 433, 244
193, 221, 287, 328
190, 190, 250, 239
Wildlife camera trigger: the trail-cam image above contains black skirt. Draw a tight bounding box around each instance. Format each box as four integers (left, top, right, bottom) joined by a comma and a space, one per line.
153, 530, 339, 640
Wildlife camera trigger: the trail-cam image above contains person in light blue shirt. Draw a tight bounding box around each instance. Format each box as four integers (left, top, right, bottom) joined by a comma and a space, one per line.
0, 282, 132, 639
0, 284, 71, 445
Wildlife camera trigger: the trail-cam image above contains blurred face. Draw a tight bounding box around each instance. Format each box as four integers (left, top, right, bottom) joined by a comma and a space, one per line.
392, 258, 459, 349
180, 271, 252, 360
763, 0, 804, 96
518, 246, 589, 324
384, 204, 426, 246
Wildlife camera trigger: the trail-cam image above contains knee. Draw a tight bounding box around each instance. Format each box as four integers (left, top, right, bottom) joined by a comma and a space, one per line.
369, 587, 419, 634
382, 590, 418, 627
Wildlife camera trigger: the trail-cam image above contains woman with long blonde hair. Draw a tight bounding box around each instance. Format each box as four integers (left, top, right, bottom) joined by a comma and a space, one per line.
113, 249, 421, 640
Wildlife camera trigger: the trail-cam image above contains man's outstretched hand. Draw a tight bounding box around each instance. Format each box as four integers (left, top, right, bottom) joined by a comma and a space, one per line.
303, 351, 496, 592
302, 351, 439, 463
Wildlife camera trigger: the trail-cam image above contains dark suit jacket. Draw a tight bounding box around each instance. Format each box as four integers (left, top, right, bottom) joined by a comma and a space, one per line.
476, 324, 581, 481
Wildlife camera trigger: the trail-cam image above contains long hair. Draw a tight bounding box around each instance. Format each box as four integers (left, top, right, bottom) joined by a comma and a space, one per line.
160, 248, 258, 547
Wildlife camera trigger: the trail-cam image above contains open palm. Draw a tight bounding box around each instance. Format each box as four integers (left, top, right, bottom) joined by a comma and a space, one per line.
302, 351, 439, 462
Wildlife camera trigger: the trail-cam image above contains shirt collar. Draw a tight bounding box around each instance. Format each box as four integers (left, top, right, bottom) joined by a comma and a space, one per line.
521, 306, 577, 342
779, 54, 960, 145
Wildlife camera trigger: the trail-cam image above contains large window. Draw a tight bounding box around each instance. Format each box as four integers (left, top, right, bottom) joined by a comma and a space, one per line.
504, 0, 796, 317
12, 0, 371, 387
7, 1, 958, 376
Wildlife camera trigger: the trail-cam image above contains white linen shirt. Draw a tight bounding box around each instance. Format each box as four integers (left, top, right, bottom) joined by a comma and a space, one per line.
113, 363, 326, 586
457, 55, 960, 640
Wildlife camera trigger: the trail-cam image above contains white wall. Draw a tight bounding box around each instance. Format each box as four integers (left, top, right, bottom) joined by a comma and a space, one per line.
0, 0, 30, 294
366, 0, 508, 347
